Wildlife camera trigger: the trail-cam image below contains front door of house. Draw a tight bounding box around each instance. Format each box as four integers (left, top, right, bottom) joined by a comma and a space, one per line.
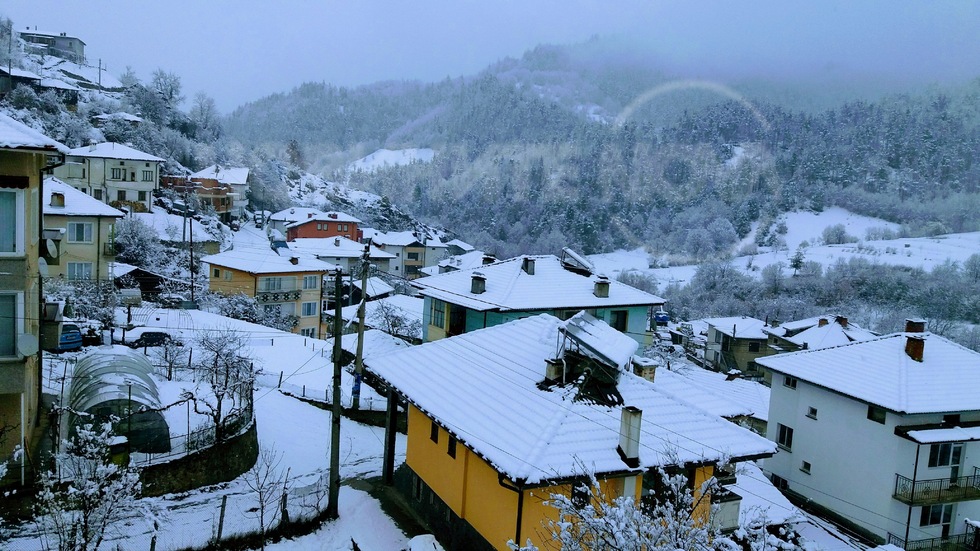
951, 444, 963, 482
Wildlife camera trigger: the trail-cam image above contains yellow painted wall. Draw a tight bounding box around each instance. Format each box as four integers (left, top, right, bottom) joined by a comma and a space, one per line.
692, 464, 715, 525
44, 214, 117, 280
406, 405, 644, 551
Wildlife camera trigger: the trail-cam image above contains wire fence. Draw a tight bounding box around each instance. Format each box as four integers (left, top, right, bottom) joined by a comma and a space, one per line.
129, 401, 254, 467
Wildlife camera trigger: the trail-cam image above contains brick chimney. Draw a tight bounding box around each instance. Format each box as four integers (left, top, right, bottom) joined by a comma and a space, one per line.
289, 256, 299, 265
818, 317, 829, 327
470, 272, 486, 294
617, 406, 642, 468
905, 336, 924, 362
594, 275, 610, 298
482, 254, 496, 265
836, 316, 848, 328
905, 319, 926, 333
522, 257, 535, 275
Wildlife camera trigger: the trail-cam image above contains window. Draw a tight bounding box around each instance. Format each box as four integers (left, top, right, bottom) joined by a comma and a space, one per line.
413, 476, 423, 501
339, 223, 348, 232
610, 310, 628, 332
138, 191, 147, 202
67, 262, 93, 280
800, 461, 811, 474
806, 407, 818, 419
142, 170, 153, 181
943, 414, 961, 426
316, 223, 322, 230
447, 436, 457, 458
93, 189, 103, 201
714, 330, 723, 343
260, 277, 283, 291
0, 294, 17, 357
776, 423, 794, 451
110, 167, 124, 180
301, 302, 317, 317
67, 222, 93, 243
407, 252, 420, 261
783, 376, 798, 389
771, 474, 789, 491
430, 421, 439, 443
749, 341, 761, 352
302, 275, 318, 290
928, 443, 963, 468
224, 271, 232, 281
920, 504, 953, 527
117, 190, 127, 201
213, 268, 220, 278
300, 327, 315, 338
130, 171, 136, 181
867, 404, 886, 424
431, 300, 446, 328
0, 190, 24, 254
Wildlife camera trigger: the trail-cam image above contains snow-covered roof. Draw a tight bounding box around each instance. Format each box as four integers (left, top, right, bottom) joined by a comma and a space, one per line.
338, 329, 412, 359
112, 262, 138, 278
421, 250, 491, 276
19, 28, 86, 44
731, 462, 802, 526
370, 230, 423, 247
339, 295, 425, 339
703, 316, 769, 339
93, 112, 143, 123
133, 209, 219, 243
367, 314, 775, 484
43, 177, 125, 218
268, 207, 323, 223
905, 426, 980, 444
0, 66, 41, 80
764, 315, 877, 351
201, 248, 336, 275
757, 332, 980, 414
289, 237, 395, 259
39, 78, 79, 91
446, 239, 474, 252
652, 364, 770, 422
67, 142, 164, 162
0, 113, 69, 153
353, 277, 395, 298
413, 254, 665, 312
285, 211, 362, 228
561, 311, 637, 371
190, 165, 250, 186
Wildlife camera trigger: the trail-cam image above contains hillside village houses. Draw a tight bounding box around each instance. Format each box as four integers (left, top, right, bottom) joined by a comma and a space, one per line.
703, 316, 773, 379
365, 229, 448, 279
758, 320, 980, 549
42, 177, 124, 281
18, 28, 86, 63
190, 165, 250, 221
0, 113, 69, 478
412, 250, 666, 344
52, 141, 164, 212
287, 235, 395, 275
200, 248, 336, 337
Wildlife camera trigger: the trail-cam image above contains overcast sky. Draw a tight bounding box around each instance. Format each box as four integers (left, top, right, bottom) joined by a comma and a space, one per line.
4, 1, 979, 113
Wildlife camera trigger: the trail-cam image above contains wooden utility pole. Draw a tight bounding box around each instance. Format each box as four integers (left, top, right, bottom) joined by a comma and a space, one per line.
326, 270, 343, 519
351, 240, 371, 410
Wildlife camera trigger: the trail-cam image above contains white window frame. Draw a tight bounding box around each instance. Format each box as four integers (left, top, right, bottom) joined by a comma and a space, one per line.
67, 221, 94, 243
260, 277, 283, 292
142, 170, 153, 182
0, 292, 25, 359
302, 275, 318, 290
67, 262, 94, 280
0, 189, 25, 256
110, 167, 124, 180
301, 301, 317, 317
300, 327, 315, 338
776, 423, 794, 451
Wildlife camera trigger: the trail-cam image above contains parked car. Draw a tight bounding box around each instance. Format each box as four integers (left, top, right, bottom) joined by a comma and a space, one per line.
158, 293, 187, 309
53, 322, 83, 353
130, 331, 181, 349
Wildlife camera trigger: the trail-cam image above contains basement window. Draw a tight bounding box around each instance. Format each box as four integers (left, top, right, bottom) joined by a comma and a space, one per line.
806, 407, 818, 419
800, 461, 811, 474
429, 421, 439, 444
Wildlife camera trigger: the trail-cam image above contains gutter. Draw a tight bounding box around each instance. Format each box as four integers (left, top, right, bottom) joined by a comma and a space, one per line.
497, 474, 527, 545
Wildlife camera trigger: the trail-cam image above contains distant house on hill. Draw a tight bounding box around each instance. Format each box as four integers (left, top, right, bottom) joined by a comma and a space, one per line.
190, 165, 250, 221
412, 251, 666, 344
19, 28, 87, 63
284, 211, 362, 242
364, 229, 448, 279
52, 142, 164, 212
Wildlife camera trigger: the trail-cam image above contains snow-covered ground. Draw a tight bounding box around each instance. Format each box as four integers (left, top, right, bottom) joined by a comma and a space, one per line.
347, 148, 435, 173
590, 208, 979, 288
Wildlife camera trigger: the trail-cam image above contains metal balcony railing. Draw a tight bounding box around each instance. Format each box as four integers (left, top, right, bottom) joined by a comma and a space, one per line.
888, 531, 977, 551
255, 289, 301, 303
893, 472, 980, 505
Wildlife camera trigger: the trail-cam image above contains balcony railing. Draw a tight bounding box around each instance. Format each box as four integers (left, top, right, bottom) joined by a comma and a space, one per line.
255, 289, 301, 303
893, 472, 980, 505
888, 531, 977, 551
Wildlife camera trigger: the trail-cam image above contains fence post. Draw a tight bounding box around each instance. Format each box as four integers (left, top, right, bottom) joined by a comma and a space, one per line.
216, 494, 228, 542
302, 385, 306, 398
278, 371, 284, 389
280, 492, 289, 527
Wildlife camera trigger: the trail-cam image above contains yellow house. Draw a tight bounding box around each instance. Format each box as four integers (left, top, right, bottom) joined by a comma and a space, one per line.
42, 177, 124, 281
367, 313, 776, 550
0, 114, 68, 483
200, 248, 335, 337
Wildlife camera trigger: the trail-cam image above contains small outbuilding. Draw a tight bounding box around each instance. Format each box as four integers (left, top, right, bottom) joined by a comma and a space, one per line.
67, 347, 170, 453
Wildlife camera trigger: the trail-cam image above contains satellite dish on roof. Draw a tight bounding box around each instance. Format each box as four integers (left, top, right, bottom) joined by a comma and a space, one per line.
37, 257, 49, 277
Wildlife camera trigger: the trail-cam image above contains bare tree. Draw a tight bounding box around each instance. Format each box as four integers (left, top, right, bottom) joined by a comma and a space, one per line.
242, 447, 289, 549
182, 328, 256, 443
34, 421, 145, 551
367, 299, 422, 341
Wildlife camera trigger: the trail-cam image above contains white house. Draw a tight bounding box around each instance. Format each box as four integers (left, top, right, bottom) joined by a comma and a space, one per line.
758, 319, 980, 549
287, 236, 394, 274
53, 142, 164, 211
363, 229, 447, 279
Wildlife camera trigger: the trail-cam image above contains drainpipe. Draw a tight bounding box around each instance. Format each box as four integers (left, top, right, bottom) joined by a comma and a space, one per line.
498, 475, 527, 544
904, 443, 921, 546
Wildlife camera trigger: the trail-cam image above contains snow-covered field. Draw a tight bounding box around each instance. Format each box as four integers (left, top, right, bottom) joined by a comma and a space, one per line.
590, 207, 979, 288
347, 148, 435, 173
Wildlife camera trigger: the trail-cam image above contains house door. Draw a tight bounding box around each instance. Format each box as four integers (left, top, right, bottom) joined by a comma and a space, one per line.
447, 307, 465, 337
951, 444, 963, 482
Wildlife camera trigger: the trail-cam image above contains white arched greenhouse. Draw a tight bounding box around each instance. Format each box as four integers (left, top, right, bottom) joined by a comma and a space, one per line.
67, 346, 171, 453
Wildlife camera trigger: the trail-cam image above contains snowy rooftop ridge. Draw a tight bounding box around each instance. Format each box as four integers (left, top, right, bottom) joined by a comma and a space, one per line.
285, 211, 362, 227
288, 237, 395, 259
366, 314, 775, 484
0, 113, 69, 153
190, 165, 250, 185
703, 316, 769, 339
67, 142, 164, 162
43, 177, 125, 218
757, 331, 980, 414
413, 254, 665, 313
201, 247, 337, 275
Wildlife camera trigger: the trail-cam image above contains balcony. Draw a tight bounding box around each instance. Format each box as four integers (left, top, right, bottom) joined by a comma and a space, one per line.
888, 531, 977, 551
255, 289, 301, 303
893, 472, 980, 505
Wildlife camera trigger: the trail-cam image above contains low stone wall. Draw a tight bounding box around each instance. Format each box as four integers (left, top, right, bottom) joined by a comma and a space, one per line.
141, 421, 259, 497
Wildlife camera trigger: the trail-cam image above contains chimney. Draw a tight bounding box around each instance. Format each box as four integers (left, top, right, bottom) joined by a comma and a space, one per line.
470, 272, 486, 294
308, 213, 313, 219
836, 316, 848, 328
725, 369, 741, 381
818, 317, 829, 327
617, 406, 642, 468
328, 212, 338, 219
631, 357, 657, 382
594, 275, 610, 298
334, 237, 340, 246
545, 358, 563, 381
905, 319, 926, 333
905, 336, 925, 362
50, 192, 65, 207
289, 256, 299, 265
522, 257, 535, 275
482, 254, 496, 265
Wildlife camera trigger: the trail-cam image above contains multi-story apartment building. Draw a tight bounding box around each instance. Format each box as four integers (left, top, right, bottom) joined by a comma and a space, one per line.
42, 177, 124, 281
53, 142, 164, 212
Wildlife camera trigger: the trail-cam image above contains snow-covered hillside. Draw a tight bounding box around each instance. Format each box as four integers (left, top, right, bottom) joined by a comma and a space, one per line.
347, 148, 434, 173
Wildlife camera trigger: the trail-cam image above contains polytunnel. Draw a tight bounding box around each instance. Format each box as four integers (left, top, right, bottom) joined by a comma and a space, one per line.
67, 346, 171, 453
